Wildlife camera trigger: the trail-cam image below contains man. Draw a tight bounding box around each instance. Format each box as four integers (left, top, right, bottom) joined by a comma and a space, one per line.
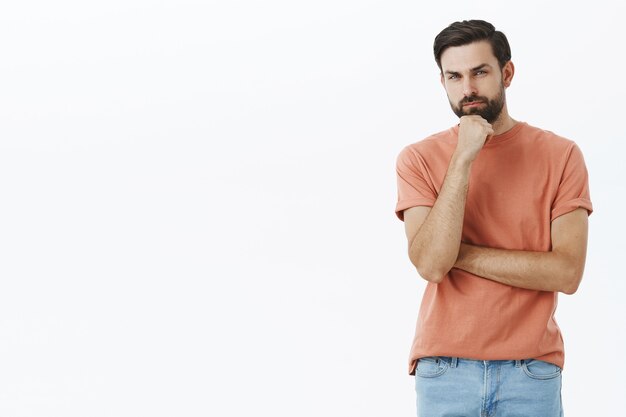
395, 20, 592, 417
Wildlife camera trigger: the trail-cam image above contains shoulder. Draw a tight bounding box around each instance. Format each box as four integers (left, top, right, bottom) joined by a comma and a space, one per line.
397, 126, 457, 161
518, 124, 590, 175
521, 122, 578, 151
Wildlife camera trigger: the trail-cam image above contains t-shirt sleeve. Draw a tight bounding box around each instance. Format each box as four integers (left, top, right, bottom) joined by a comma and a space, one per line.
550, 143, 593, 221
395, 146, 437, 221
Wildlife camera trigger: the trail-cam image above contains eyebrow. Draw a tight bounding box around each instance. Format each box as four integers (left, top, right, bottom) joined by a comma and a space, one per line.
444, 63, 493, 76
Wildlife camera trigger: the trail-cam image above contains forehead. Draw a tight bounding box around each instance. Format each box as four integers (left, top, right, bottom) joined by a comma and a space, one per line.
440, 40, 498, 72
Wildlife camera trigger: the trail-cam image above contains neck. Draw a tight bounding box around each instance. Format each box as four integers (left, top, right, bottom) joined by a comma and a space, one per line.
491, 108, 517, 136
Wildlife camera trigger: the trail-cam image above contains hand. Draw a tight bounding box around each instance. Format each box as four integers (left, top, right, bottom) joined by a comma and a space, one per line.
454, 115, 494, 162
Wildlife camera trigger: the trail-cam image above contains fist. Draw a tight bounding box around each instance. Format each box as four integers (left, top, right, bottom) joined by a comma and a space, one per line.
455, 115, 494, 162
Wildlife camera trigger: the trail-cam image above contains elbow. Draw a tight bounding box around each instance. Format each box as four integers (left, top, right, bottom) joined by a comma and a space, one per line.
408, 247, 451, 284
561, 279, 581, 295
561, 284, 579, 295
418, 268, 446, 284
560, 266, 584, 295
410, 257, 447, 283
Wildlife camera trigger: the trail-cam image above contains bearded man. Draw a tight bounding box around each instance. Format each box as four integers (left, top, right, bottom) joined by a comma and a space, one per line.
395, 20, 592, 417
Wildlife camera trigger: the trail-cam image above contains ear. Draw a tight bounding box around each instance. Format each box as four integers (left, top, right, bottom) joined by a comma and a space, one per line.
440, 72, 445, 87
502, 61, 515, 88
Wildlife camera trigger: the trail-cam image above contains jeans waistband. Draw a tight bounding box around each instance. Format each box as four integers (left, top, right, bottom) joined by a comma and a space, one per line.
439, 357, 524, 368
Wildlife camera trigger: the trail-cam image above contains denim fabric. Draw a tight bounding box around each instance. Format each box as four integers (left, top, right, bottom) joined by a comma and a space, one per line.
415, 356, 564, 417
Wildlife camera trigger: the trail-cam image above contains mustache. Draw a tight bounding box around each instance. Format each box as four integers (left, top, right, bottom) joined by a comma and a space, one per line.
459, 96, 489, 105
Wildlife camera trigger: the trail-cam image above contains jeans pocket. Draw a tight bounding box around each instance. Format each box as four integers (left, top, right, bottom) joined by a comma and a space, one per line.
522, 359, 562, 380
415, 356, 449, 378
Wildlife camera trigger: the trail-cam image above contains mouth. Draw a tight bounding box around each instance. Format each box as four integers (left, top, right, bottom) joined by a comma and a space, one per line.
463, 101, 485, 108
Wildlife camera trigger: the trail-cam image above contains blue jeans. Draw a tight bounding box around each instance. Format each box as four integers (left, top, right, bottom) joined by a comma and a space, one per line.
414, 356, 564, 417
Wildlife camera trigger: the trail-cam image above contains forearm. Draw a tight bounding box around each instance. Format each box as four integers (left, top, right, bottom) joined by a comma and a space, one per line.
409, 154, 472, 282
454, 243, 582, 294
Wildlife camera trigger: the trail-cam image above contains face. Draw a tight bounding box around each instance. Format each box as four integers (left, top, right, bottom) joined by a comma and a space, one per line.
439, 40, 513, 123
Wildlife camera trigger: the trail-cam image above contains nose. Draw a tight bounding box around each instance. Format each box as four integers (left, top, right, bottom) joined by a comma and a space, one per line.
462, 78, 477, 97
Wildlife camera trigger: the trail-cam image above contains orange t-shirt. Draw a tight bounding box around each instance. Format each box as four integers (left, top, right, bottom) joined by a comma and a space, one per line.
395, 122, 593, 376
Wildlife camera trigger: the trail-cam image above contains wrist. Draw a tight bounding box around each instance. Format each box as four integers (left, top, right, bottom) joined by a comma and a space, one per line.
455, 242, 471, 268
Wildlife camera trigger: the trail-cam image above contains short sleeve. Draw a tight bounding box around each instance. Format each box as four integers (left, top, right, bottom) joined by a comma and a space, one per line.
550, 143, 593, 221
395, 146, 437, 221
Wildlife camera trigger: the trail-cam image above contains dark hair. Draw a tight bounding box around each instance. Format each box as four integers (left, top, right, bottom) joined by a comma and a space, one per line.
433, 20, 511, 71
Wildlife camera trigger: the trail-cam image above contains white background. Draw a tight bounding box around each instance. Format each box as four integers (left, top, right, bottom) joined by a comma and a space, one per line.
0, 0, 624, 416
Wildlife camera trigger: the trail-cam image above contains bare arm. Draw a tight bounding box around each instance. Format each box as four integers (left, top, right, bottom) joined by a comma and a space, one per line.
454, 208, 589, 294
404, 116, 493, 283
404, 156, 471, 282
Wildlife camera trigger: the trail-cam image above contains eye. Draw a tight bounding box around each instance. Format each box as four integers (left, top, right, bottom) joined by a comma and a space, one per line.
475, 70, 487, 76
448, 74, 459, 80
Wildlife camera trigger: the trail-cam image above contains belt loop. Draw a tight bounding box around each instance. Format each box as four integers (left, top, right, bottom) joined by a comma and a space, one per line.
451, 357, 458, 368
515, 359, 522, 368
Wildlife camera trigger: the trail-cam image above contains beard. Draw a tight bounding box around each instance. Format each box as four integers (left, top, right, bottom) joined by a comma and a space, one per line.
449, 84, 506, 124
